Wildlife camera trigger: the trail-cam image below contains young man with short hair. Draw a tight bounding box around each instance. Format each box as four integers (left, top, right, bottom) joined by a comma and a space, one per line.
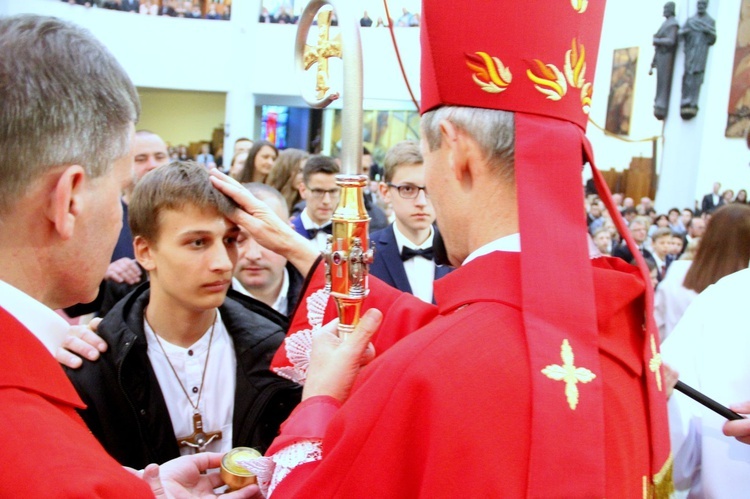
65, 161, 300, 469
292, 155, 340, 251
369, 140, 452, 302
650, 227, 675, 280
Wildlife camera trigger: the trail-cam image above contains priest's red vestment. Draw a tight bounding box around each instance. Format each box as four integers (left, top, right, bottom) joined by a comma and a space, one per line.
0, 306, 154, 497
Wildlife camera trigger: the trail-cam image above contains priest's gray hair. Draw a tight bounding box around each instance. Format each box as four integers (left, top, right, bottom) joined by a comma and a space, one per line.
420, 106, 515, 184
0, 15, 140, 214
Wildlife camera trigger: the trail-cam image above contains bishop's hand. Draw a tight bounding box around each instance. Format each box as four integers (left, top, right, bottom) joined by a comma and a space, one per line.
303, 308, 381, 403
209, 168, 319, 276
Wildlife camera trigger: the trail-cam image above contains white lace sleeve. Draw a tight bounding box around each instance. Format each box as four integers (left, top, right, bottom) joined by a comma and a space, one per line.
273, 288, 330, 384
236, 439, 324, 497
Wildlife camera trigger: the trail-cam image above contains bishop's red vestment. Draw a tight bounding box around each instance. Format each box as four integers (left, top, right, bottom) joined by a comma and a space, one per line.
266, 251, 667, 497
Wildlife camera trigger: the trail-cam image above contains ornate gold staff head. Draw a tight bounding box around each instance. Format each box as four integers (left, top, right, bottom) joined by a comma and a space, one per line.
295, 0, 372, 337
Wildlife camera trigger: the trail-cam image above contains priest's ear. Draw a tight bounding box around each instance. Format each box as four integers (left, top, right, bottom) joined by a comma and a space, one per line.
45, 165, 87, 240
133, 235, 156, 272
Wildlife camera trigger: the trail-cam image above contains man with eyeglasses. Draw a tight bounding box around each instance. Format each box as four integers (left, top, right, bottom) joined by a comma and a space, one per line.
292, 155, 340, 251
369, 141, 452, 302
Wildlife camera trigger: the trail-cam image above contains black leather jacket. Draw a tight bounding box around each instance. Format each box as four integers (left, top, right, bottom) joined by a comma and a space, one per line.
65, 283, 301, 469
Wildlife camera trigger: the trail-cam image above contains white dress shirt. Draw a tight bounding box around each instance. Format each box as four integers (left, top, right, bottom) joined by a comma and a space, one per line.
392, 224, 435, 303
0, 280, 69, 356
231, 268, 290, 315
464, 233, 521, 265
145, 311, 237, 455
300, 210, 331, 252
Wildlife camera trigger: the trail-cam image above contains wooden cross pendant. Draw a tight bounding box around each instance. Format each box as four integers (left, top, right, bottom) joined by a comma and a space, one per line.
177, 412, 222, 452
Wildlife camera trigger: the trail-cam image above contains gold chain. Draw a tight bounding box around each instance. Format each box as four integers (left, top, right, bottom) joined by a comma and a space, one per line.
147, 310, 217, 412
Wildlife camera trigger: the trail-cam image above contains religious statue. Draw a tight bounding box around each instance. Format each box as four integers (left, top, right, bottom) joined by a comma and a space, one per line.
650, 2, 679, 120
679, 0, 717, 119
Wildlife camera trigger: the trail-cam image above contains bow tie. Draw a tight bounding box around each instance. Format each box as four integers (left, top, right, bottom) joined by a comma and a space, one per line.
400, 246, 434, 261
307, 224, 333, 239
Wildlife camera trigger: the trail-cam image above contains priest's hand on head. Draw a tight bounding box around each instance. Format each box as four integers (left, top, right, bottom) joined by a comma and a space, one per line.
56, 317, 107, 369
140, 452, 261, 499
302, 309, 381, 403
724, 401, 750, 445
209, 168, 319, 276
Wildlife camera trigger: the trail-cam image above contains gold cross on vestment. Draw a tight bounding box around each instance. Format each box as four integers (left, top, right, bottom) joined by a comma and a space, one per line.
649, 334, 663, 391
541, 339, 597, 410
177, 412, 222, 452
303, 9, 342, 100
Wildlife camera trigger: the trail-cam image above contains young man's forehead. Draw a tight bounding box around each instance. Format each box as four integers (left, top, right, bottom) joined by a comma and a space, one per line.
306, 172, 337, 187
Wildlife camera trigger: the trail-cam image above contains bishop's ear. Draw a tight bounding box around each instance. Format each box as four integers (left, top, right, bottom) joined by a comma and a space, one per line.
438, 119, 470, 181
46, 165, 87, 240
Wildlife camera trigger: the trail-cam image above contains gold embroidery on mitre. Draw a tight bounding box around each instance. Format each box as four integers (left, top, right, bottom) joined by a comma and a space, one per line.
649, 334, 663, 391
581, 82, 593, 114
466, 52, 512, 94
642, 454, 674, 499
564, 38, 587, 89
527, 59, 567, 101
541, 339, 596, 410
571, 0, 588, 13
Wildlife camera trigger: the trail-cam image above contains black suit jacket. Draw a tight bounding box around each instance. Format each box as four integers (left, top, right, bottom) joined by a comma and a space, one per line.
701, 193, 724, 214
369, 224, 452, 299
612, 242, 655, 266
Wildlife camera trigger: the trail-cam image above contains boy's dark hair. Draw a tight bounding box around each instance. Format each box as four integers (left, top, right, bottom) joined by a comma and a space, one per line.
302, 155, 339, 184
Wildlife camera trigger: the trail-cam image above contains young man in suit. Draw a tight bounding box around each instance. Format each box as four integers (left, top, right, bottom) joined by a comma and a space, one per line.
291, 155, 340, 251
369, 141, 452, 302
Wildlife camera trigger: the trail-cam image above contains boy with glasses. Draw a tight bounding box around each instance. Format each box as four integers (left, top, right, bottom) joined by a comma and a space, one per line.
292, 155, 340, 251
369, 141, 452, 302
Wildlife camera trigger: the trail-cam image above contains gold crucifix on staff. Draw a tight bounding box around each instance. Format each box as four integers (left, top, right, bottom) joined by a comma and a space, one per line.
303, 9, 342, 100
295, 0, 371, 338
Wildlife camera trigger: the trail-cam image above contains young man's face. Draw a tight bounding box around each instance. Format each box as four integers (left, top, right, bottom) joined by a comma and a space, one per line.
138, 205, 239, 313
380, 163, 435, 235
301, 172, 339, 225
670, 236, 684, 255
234, 195, 288, 296
652, 235, 672, 259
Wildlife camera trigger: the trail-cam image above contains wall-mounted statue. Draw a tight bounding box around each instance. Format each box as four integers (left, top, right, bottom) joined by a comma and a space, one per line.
651, 2, 679, 120
679, 0, 717, 120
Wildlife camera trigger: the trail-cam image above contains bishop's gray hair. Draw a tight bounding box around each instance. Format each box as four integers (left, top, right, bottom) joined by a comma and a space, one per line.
420, 106, 515, 184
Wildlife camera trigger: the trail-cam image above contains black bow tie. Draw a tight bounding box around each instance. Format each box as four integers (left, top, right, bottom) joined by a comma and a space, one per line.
307, 224, 333, 239
400, 246, 434, 261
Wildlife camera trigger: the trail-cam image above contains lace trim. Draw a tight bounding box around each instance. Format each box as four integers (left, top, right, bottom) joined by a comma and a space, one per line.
236, 440, 323, 498
272, 288, 330, 384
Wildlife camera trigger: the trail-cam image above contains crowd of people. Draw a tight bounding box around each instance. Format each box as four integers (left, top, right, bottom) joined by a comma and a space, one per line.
60, 0, 231, 20
258, 5, 421, 28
